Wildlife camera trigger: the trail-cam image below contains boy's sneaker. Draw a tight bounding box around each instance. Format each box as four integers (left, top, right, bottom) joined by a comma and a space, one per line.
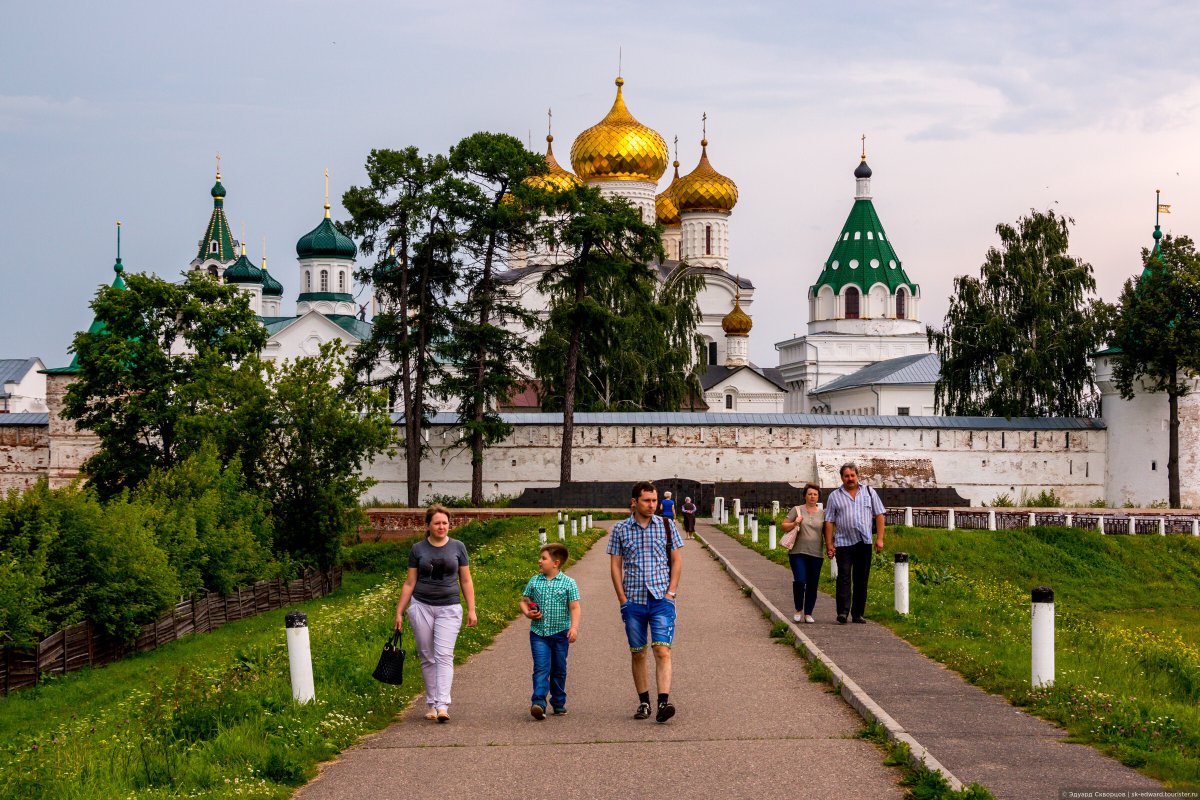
655, 702, 676, 723
530, 704, 546, 720
634, 702, 652, 719
552, 707, 568, 716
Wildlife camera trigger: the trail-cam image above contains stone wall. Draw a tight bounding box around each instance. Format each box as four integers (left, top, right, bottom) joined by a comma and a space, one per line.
0, 422, 49, 494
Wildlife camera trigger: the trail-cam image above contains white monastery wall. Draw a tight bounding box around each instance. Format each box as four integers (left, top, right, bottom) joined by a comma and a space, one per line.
363, 419, 1106, 507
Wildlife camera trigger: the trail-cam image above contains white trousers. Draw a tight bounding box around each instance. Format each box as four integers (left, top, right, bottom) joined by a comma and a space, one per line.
407, 599, 463, 709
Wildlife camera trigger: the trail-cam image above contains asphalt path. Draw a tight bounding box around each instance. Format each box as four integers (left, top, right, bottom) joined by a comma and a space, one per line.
296, 522, 904, 800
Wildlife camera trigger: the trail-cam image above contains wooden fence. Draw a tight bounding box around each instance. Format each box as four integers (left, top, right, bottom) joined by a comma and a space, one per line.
1, 567, 341, 696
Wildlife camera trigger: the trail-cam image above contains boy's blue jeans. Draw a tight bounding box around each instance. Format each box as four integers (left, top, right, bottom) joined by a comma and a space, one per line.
530, 630, 570, 709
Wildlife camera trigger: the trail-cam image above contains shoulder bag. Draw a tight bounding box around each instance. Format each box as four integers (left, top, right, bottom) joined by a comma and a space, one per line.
779, 506, 800, 550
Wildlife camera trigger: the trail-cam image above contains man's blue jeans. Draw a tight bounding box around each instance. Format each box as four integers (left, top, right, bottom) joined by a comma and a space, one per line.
530, 630, 570, 709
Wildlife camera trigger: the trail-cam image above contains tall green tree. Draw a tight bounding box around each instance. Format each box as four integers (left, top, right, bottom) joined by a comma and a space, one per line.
63, 271, 268, 497
344, 149, 458, 507
260, 341, 395, 570
1111, 232, 1200, 508
928, 209, 1110, 417
440, 132, 546, 504
531, 188, 666, 482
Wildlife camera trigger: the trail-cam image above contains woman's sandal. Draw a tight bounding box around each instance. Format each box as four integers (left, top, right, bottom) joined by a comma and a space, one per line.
436, 709, 450, 723
425, 709, 438, 721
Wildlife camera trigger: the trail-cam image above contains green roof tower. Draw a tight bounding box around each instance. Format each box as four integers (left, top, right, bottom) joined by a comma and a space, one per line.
190, 154, 238, 277
45, 221, 129, 375
807, 140, 922, 336
296, 169, 357, 316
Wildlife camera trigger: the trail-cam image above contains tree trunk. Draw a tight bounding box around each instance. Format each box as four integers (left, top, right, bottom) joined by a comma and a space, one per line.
1168, 380, 1181, 509
397, 247, 421, 509
559, 272, 586, 485
470, 230, 498, 506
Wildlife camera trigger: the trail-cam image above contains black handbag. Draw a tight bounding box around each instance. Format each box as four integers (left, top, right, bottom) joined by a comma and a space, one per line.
372, 630, 406, 685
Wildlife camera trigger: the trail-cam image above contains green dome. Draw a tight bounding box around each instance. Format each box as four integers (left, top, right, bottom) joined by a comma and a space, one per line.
296, 216, 357, 260
261, 268, 284, 296
223, 253, 264, 284
211, 179, 227, 199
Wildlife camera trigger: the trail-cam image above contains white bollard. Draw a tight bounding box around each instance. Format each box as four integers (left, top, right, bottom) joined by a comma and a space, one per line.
768, 522, 777, 550
947, 508, 956, 531
751, 515, 758, 539
1097, 515, 1105, 535
285, 611, 315, 704
1128, 516, 1136, 536
558, 522, 565, 541
722, 508, 729, 525
904, 506, 914, 527
713, 497, 724, 523
894, 553, 909, 615
732, 498, 741, 518
1065, 513, 1073, 528
1031, 586, 1055, 689
1028, 511, 1036, 528
771, 500, 781, 517
539, 527, 547, 545
1159, 517, 1166, 536
751, 520, 759, 543
1193, 518, 1199, 537
571, 518, 578, 537
987, 509, 997, 531
587, 513, 593, 530
738, 513, 744, 536
557, 510, 563, 523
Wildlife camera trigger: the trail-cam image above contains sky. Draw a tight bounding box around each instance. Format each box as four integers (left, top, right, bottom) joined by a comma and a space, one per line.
3, 0, 1199, 367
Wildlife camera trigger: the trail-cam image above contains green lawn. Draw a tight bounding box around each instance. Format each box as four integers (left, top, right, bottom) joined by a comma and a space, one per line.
0, 517, 604, 800
716, 519, 1200, 791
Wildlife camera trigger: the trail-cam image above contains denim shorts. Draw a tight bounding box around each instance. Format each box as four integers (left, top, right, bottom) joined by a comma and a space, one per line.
620, 597, 677, 652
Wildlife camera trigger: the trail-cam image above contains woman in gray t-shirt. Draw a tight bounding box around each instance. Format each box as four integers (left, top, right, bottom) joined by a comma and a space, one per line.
394, 505, 477, 722
781, 483, 825, 624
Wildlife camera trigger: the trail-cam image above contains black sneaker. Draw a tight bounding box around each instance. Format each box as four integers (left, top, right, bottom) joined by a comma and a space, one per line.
655, 702, 676, 723
552, 707, 568, 716
852, 616, 866, 624
837, 614, 848, 624
530, 704, 545, 720
634, 702, 652, 720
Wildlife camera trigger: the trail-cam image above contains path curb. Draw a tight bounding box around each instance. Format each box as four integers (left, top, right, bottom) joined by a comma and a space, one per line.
696, 531, 965, 792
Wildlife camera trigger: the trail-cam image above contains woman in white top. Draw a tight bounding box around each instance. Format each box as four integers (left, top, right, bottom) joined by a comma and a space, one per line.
781, 483, 825, 623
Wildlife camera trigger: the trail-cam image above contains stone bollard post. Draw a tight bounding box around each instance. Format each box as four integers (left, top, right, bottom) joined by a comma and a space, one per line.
904, 506, 913, 527
1097, 515, 1105, 535
1065, 513, 1073, 528
1128, 516, 1136, 535
714, 497, 724, 523
587, 513, 593, 530
751, 514, 758, 539
738, 513, 745, 536
947, 508, 956, 530
894, 553, 909, 615
768, 522, 777, 550
732, 498, 741, 518
1193, 518, 1199, 537
571, 518, 578, 537
1028, 511, 1036, 528
285, 611, 315, 704
1158, 517, 1166, 536
1031, 586, 1055, 689
557, 510, 563, 523
771, 500, 780, 518
751, 519, 759, 544
539, 527, 547, 545
558, 521, 565, 541
987, 509, 996, 531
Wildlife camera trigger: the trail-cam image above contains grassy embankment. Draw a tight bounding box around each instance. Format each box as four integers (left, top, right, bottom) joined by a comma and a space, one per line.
716, 516, 1200, 791
0, 517, 604, 800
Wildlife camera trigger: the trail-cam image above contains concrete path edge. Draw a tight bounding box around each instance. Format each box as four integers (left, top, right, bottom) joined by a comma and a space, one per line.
695, 530, 966, 793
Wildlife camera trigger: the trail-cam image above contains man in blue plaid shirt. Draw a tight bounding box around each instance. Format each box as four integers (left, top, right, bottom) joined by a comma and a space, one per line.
608, 480, 684, 723
823, 462, 886, 624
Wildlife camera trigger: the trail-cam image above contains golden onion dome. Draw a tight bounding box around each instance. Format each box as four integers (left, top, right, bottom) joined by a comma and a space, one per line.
674, 138, 738, 214
524, 134, 582, 194
655, 160, 682, 226
721, 289, 753, 336
570, 77, 669, 183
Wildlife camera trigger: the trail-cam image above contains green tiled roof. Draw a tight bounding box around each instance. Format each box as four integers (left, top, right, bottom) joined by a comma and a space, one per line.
46, 259, 128, 374
224, 253, 264, 284
326, 314, 372, 339
296, 291, 354, 303
196, 176, 236, 262
261, 268, 284, 296
810, 161, 917, 296
296, 217, 357, 260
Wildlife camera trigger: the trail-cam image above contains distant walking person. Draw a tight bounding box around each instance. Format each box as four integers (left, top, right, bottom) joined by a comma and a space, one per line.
680, 496, 698, 538
781, 483, 825, 624
394, 505, 478, 722
823, 464, 885, 624
609, 481, 684, 723
659, 491, 675, 521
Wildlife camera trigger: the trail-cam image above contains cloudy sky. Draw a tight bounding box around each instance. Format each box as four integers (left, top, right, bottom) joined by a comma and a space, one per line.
4, 0, 1198, 367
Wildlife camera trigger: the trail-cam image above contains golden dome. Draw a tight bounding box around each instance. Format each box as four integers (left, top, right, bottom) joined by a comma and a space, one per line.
721, 287, 752, 336
524, 135, 582, 194
570, 77, 668, 183
655, 160, 682, 226
674, 138, 738, 214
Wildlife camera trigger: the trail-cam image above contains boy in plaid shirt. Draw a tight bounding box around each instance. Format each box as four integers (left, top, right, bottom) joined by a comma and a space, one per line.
520, 542, 581, 719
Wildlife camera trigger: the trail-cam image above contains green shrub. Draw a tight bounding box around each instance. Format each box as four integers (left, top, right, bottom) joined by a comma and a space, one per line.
990, 492, 1014, 507
1019, 488, 1064, 507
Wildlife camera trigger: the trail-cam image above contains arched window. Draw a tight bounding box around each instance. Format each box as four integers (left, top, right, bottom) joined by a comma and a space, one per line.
304, 271, 311, 291
210, 240, 218, 254
705, 225, 712, 255
896, 287, 907, 319
320, 270, 329, 292
708, 340, 718, 365
678, 240, 683, 260
845, 286, 860, 319
338, 271, 345, 292
725, 393, 734, 410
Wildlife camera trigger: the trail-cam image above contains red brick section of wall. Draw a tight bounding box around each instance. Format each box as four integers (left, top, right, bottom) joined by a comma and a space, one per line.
361, 508, 626, 541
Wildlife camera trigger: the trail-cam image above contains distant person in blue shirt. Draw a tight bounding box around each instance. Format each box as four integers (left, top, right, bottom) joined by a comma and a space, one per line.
659, 491, 675, 520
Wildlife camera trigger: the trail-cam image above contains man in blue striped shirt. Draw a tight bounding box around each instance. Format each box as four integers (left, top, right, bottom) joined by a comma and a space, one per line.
823, 463, 886, 624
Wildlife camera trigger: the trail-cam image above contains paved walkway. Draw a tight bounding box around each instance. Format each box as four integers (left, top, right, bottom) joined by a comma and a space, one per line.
297, 523, 904, 800
699, 522, 1163, 800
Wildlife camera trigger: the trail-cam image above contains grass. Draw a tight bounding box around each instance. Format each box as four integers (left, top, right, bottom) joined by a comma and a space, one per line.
0, 517, 605, 800
715, 518, 1200, 791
